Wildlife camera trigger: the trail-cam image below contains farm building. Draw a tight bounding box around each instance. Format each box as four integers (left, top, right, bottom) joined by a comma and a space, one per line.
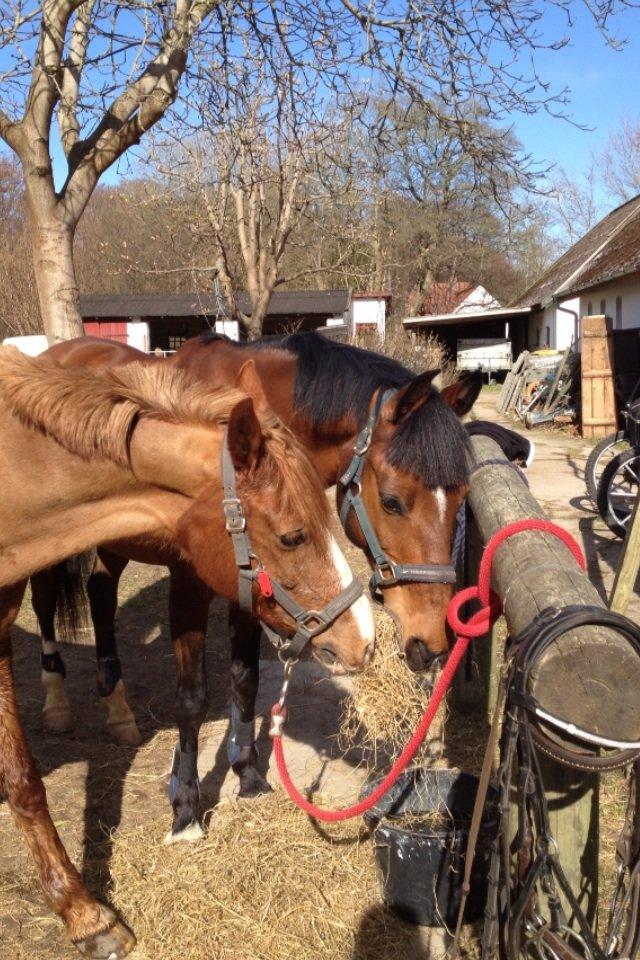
402, 282, 530, 366
79, 289, 390, 351
403, 196, 640, 389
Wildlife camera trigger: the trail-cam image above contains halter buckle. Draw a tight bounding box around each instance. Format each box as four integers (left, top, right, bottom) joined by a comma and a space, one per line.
297, 610, 327, 637
223, 497, 246, 533
376, 560, 399, 585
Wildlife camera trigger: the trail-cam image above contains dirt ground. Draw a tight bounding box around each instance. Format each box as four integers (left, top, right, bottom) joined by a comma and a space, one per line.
0, 390, 637, 959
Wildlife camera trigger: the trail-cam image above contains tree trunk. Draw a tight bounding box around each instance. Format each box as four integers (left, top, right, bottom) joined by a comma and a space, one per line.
244, 290, 272, 340
25, 194, 84, 343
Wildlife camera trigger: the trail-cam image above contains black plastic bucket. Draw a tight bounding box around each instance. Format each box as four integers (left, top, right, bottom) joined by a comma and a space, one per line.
361, 767, 498, 928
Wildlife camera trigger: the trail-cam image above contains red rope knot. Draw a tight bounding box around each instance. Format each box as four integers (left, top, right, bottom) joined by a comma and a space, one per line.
446, 585, 502, 639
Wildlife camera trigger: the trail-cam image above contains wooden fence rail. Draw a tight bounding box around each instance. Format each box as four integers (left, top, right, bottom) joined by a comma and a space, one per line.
463, 434, 640, 926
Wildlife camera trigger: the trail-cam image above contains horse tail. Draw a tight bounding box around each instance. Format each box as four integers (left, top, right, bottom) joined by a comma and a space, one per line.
53, 551, 95, 643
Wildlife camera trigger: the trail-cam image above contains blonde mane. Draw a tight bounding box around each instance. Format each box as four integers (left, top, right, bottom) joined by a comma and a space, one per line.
0, 346, 330, 543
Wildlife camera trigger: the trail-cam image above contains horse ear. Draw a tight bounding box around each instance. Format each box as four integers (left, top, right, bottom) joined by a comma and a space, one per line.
440, 370, 483, 417
383, 369, 440, 423
234, 359, 270, 415
227, 397, 264, 473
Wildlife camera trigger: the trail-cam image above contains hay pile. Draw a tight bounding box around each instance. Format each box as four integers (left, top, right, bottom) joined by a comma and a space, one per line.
339, 609, 448, 767
110, 793, 436, 960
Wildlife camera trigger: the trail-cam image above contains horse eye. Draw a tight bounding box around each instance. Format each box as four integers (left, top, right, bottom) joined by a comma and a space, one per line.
280, 529, 307, 548
381, 493, 405, 516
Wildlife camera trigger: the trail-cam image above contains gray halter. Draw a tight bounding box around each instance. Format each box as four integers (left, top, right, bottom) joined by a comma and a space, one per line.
339, 388, 460, 602
222, 429, 364, 660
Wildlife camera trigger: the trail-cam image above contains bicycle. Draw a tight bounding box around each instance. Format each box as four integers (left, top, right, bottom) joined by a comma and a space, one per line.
585, 372, 640, 503
596, 396, 640, 538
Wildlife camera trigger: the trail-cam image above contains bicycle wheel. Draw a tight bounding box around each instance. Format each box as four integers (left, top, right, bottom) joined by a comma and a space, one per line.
585, 432, 629, 504
596, 448, 640, 538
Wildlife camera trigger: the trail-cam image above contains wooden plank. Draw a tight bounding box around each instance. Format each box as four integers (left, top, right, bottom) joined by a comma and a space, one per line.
581, 316, 617, 438
609, 489, 640, 616
466, 435, 640, 927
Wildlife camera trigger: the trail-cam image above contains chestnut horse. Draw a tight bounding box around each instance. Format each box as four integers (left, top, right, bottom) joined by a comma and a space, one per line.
0, 347, 373, 958
33, 333, 480, 798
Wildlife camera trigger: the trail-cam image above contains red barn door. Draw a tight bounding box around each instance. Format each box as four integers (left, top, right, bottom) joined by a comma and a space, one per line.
83, 321, 128, 342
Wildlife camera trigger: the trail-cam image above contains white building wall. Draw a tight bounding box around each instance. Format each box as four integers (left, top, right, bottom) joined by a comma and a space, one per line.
214, 319, 240, 341
2, 334, 49, 355
351, 298, 386, 338
455, 285, 501, 314
126, 321, 149, 352
577, 274, 640, 331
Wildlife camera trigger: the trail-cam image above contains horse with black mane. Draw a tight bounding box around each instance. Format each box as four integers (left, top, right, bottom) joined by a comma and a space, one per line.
32, 332, 481, 826
0, 346, 373, 958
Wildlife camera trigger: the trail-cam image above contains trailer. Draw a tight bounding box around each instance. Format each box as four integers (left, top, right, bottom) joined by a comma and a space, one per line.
456, 337, 512, 378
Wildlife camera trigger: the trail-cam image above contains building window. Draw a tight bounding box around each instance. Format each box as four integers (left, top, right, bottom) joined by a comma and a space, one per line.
600, 299, 606, 315
545, 325, 551, 347
615, 296, 623, 329
587, 302, 593, 315
535, 326, 540, 347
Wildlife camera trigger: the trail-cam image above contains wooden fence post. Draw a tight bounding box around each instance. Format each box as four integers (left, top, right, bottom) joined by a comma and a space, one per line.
464, 435, 640, 927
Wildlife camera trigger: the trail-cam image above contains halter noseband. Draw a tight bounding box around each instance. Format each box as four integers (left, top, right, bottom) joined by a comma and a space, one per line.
222, 429, 364, 661
339, 388, 459, 601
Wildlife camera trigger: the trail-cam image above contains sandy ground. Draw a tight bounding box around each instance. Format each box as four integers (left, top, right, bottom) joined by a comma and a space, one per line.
0, 389, 637, 959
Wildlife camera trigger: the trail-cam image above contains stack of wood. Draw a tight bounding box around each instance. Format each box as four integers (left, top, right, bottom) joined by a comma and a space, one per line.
497, 347, 578, 427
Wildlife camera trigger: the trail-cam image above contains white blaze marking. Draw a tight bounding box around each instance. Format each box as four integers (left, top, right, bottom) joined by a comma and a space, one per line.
434, 487, 447, 524
328, 535, 375, 644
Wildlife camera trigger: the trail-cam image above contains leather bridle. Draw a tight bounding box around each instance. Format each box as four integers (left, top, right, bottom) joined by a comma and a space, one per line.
222, 428, 364, 661
339, 387, 461, 601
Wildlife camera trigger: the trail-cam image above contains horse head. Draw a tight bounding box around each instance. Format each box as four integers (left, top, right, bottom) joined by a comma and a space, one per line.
338, 369, 482, 672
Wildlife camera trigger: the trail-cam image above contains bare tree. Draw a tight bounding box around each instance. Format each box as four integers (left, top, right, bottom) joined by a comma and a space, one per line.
0, 0, 217, 341
1, 0, 635, 341
149, 61, 359, 338
549, 165, 604, 244
601, 115, 640, 203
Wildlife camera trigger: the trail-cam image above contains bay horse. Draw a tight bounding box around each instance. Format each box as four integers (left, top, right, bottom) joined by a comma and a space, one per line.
32, 332, 481, 801
0, 346, 373, 959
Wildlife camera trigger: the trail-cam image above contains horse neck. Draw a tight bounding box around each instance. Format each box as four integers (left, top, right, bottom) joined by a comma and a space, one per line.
0, 413, 221, 587
128, 417, 220, 497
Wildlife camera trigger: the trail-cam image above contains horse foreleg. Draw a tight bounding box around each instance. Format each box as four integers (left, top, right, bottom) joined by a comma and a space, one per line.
88, 549, 141, 746
165, 563, 211, 844
0, 583, 135, 959
31, 568, 72, 734
228, 603, 272, 798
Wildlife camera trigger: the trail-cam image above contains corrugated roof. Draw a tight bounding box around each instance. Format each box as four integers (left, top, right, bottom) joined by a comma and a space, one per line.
514, 195, 640, 307
80, 289, 349, 319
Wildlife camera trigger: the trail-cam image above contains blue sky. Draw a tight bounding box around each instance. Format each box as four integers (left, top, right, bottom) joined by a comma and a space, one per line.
3, 3, 640, 198
510, 4, 640, 189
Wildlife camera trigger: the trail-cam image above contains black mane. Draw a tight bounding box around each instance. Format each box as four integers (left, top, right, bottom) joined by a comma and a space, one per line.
199, 331, 469, 488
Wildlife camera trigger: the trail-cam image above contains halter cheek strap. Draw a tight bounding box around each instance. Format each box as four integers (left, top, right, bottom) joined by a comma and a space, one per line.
221, 429, 364, 660
339, 388, 459, 600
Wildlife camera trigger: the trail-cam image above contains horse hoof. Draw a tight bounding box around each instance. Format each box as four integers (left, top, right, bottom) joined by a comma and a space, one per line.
107, 720, 142, 746
163, 820, 205, 845
74, 912, 136, 959
43, 705, 72, 734
238, 775, 273, 799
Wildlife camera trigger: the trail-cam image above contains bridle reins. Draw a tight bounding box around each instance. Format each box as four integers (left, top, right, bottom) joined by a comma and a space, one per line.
222, 429, 364, 661
339, 387, 460, 601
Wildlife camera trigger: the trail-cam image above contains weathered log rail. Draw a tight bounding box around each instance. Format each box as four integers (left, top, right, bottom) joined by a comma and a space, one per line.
460, 434, 640, 927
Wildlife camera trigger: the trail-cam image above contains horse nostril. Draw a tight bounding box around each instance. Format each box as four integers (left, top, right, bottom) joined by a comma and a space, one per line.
405, 637, 443, 673
318, 647, 337, 667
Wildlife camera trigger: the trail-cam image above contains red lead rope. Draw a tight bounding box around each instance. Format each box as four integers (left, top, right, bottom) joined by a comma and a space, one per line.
270, 519, 586, 823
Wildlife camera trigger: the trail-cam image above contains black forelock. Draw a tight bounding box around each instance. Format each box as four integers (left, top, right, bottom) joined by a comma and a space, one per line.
198, 330, 468, 489
387, 389, 470, 490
